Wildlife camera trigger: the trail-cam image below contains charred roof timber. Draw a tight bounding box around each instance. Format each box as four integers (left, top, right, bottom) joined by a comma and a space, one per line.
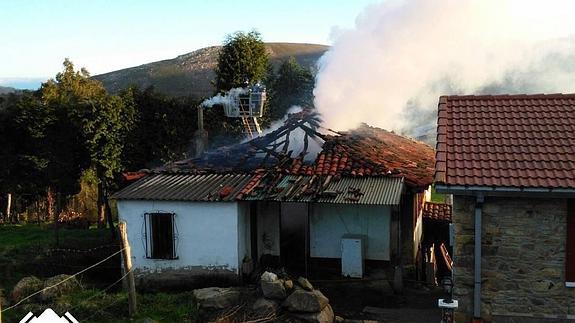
155, 108, 435, 189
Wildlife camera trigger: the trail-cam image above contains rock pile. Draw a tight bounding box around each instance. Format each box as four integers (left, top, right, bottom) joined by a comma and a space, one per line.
11, 275, 82, 303
254, 271, 334, 323
192, 286, 241, 310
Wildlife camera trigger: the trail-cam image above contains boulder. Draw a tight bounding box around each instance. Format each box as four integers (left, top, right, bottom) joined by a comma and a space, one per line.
252, 297, 279, 314
291, 304, 334, 323
193, 287, 241, 309
41, 274, 82, 301
283, 289, 329, 313
11, 276, 43, 302
261, 280, 286, 299
261, 271, 278, 282
297, 277, 314, 291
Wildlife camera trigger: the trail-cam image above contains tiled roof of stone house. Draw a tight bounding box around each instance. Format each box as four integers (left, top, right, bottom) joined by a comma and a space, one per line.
435, 94, 575, 189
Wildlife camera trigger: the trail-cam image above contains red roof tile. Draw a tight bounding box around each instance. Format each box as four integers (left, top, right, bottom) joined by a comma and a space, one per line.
435, 94, 575, 189
422, 202, 452, 222
161, 111, 435, 189
122, 172, 147, 182
288, 125, 435, 187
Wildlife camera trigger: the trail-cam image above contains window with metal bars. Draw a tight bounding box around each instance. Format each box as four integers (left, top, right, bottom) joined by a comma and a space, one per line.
143, 212, 178, 259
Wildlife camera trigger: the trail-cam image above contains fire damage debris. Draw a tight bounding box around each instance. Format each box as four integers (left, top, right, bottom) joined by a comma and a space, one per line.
125, 108, 435, 204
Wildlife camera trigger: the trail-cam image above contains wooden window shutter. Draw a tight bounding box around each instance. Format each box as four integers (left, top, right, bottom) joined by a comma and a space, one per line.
566, 199, 575, 286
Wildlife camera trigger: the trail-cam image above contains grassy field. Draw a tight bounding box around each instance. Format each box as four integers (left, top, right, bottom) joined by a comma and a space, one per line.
0, 224, 114, 291
4, 289, 197, 322
0, 224, 198, 322
0, 223, 111, 249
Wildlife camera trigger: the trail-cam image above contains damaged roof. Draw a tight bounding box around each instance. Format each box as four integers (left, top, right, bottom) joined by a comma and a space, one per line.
244, 175, 404, 205
288, 125, 435, 187
112, 173, 253, 202
435, 94, 575, 190
113, 172, 405, 205
114, 109, 434, 203
161, 110, 435, 189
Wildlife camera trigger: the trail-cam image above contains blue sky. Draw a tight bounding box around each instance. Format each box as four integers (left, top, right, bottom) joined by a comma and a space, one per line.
0, 0, 379, 88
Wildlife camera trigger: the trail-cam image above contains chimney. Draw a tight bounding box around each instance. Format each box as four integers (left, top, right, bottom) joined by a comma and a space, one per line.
193, 106, 208, 158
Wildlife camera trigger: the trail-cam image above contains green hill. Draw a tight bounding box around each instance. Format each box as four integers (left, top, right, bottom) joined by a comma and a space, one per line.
94, 42, 328, 98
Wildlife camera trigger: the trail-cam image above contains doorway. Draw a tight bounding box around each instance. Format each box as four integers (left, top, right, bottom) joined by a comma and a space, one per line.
280, 202, 309, 276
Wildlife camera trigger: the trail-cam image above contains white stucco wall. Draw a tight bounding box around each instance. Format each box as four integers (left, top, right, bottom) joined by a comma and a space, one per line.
117, 200, 243, 274
310, 204, 391, 261
256, 201, 280, 257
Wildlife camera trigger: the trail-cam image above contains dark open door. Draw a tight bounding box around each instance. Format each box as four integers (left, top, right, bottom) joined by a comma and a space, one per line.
250, 201, 258, 265
280, 202, 309, 276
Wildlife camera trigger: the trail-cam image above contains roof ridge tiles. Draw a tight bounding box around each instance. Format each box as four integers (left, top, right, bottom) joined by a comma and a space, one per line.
445, 93, 575, 100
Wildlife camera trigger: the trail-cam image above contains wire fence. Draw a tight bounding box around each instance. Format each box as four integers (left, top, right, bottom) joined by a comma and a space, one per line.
1, 247, 125, 313
68, 268, 133, 315
45, 244, 120, 255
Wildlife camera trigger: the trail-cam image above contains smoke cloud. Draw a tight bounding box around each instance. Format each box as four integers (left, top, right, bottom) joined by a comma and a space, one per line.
201, 87, 247, 108
314, 0, 575, 134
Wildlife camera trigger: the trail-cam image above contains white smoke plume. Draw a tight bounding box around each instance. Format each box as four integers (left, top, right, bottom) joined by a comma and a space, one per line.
201, 87, 247, 108
314, 0, 575, 132
246, 105, 323, 160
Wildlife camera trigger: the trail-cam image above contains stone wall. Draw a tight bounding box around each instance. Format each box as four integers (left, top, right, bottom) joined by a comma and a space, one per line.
452, 196, 575, 322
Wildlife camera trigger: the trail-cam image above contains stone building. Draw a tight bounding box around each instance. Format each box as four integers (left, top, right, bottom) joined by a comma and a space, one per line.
434, 94, 575, 322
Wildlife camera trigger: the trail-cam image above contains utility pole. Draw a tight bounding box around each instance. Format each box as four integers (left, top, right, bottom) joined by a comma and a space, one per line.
119, 221, 137, 316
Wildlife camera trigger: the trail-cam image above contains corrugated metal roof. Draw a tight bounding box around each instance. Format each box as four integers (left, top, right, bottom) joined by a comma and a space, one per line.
244, 175, 315, 202
246, 175, 404, 205
316, 176, 404, 205
111, 173, 254, 202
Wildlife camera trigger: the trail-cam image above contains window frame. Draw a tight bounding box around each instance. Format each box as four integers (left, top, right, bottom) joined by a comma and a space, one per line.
142, 212, 179, 260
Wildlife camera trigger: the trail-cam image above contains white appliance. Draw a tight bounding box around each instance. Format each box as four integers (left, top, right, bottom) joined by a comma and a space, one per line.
341, 234, 365, 278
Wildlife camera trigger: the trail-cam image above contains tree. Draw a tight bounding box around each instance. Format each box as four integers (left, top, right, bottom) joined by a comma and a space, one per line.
215, 31, 269, 91
41, 59, 135, 231
267, 57, 315, 120
122, 86, 197, 170
0, 92, 55, 222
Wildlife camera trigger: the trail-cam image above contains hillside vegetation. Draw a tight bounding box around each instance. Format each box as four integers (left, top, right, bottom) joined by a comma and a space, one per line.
0, 86, 17, 94
94, 42, 328, 98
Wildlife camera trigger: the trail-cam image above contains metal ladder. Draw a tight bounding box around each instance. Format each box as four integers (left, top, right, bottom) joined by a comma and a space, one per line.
242, 117, 261, 138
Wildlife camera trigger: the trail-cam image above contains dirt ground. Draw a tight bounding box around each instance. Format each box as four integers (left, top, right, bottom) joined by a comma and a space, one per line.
314, 279, 444, 323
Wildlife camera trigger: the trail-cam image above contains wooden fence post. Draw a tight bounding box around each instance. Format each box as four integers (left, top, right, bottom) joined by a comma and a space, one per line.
5, 193, 11, 223
119, 221, 137, 316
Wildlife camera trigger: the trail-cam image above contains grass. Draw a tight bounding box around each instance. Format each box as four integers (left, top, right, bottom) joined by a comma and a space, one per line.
0, 224, 198, 322
0, 223, 110, 249
0, 224, 115, 295
430, 186, 447, 203
4, 289, 198, 323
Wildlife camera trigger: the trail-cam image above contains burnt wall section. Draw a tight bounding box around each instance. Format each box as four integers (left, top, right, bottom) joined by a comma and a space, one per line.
452, 196, 575, 322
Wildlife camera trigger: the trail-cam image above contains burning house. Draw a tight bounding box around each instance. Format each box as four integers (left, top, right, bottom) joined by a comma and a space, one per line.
112, 109, 435, 288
